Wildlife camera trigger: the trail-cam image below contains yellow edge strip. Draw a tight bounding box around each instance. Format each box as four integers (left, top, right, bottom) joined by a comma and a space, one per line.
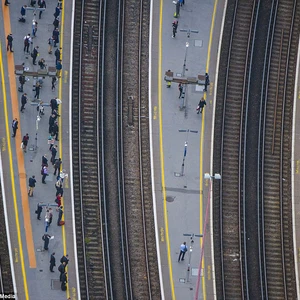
158, 0, 176, 299
0, 42, 29, 299
201, 0, 219, 298
58, 1, 70, 299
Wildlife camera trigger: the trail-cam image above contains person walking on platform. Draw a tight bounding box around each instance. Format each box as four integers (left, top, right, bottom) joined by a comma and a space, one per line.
57, 206, 64, 226
11, 118, 18, 137
42, 233, 52, 250
172, 20, 178, 38
41, 165, 49, 184
50, 252, 56, 272
178, 242, 188, 262
38, 0, 46, 19
61, 272, 67, 291
22, 133, 29, 152
54, 158, 62, 175
32, 46, 39, 65
58, 262, 66, 281
6, 33, 13, 52
23, 34, 31, 53
196, 97, 206, 114
28, 175, 36, 197
36, 202, 43, 220
51, 76, 57, 91
54, 47, 61, 65
19, 5, 27, 22
20, 93, 28, 113
60, 254, 69, 266
51, 145, 58, 165
18, 75, 26, 92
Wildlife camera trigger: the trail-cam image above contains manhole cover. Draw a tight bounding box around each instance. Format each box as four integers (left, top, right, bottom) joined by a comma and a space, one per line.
51, 279, 61, 290
166, 196, 175, 203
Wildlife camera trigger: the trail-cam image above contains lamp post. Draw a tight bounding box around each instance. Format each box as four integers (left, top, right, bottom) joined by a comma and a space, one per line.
194, 173, 221, 300
174, 129, 198, 177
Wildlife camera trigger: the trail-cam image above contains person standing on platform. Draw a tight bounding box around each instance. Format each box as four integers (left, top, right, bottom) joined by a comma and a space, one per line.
52, 121, 59, 141
56, 60, 62, 78
36, 202, 43, 220
38, 0, 46, 19
48, 36, 55, 54
61, 272, 67, 291
48, 208, 53, 225
54, 47, 61, 65
18, 75, 26, 92
50, 97, 58, 113
19, 5, 27, 22
49, 114, 56, 133
42, 233, 52, 250
22, 133, 29, 152
55, 193, 62, 207
11, 118, 18, 137
20, 93, 28, 112
54, 158, 62, 175
196, 97, 206, 114
178, 242, 188, 262
60, 254, 69, 266
53, 17, 59, 29
51, 145, 58, 165
32, 20, 38, 37
172, 20, 178, 38
51, 76, 57, 91
35, 82, 41, 99
6, 33, 13, 52
41, 165, 49, 184
54, 4, 60, 18
57, 206, 63, 226
50, 252, 56, 272
28, 175, 36, 197
203, 72, 210, 92
48, 134, 55, 151
23, 34, 31, 53
178, 83, 183, 98
32, 46, 39, 65
58, 262, 66, 281
52, 28, 59, 47
42, 154, 48, 167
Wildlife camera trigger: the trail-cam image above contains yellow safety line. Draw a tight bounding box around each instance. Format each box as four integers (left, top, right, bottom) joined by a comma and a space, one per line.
57, 1, 70, 298
158, 0, 176, 299
0, 42, 29, 299
201, 0, 219, 298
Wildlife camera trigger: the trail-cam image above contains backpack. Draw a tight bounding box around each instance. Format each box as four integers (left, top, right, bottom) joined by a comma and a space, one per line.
24, 37, 29, 46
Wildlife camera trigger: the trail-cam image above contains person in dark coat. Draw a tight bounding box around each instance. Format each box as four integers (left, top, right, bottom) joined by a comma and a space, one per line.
12, 118, 18, 137
28, 175, 36, 197
42, 154, 48, 167
50, 252, 56, 272
54, 4, 60, 18
32, 46, 39, 65
41, 166, 49, 184
19, 5, 27, 22
22, 133, 29, 152
53, 17, 59, 29
6, 33, 13, 52
36, 202, 43, 220
19, 75, 26, 92
60, 254, 69, 266
42, 233, 51, 250
35, 82, 41, 99
61, 272, 67, 291
203, 73, 210, 92
38, 0, 46, 19
52, 122, 59, 141
58, 262, 66, 281
51, 145, 57, 165
57, 206, 63, 226
49, 114, 56, 133
20, 93, 28, 112
54, 48, 61, 65
54, 158, 62, 176
197, 97, 207, 114
52, 28, 59, 47
50, 98, 58, 114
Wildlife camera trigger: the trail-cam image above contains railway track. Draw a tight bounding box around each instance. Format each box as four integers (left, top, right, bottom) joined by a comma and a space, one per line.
0, 182, 13, 295
72, 0, 108, 299
121, 0, 161, 299
260, 0, 299, 298
214, 0, 299, 298
213, 0, 256, 298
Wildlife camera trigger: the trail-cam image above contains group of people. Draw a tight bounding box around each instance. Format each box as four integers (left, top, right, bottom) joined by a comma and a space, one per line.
50, 253, 69, 291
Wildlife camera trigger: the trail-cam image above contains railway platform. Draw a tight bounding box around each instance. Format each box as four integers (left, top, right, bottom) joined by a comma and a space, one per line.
150, 0, 226, 299
0, 0, 78, 299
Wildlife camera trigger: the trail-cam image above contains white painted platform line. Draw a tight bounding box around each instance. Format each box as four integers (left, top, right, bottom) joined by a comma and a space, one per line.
292, 35, 300, 300
209, 1, 229, 299
69, 0, 81, 299
148, 0, 165, 298
0, 151, 18, 299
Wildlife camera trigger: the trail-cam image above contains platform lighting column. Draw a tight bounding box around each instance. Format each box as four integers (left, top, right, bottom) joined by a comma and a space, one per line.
194, 173, 221, 300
